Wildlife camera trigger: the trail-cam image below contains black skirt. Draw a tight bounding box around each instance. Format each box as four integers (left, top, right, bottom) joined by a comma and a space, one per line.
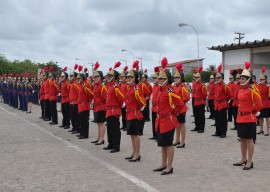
177, 113, 186, 123
259, 108, 270, 118
126, 119, 140, 135
94, 110, 106, 123
237, 122, 256, 139
157, 127, 175, 147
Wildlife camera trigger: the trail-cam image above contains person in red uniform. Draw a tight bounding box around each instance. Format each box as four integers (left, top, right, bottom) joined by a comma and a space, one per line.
119, 66, 128, 131
39, 70, 46, 119
227, 70, 235, 122
91, 62, 108, 145
207, 72, 215, 120
257, 67, 270, 136
191, 70, 197, 119
172, 63, 190, 148
153, 57, 185, 175
76, 66, 94, 139
191, 66, 207, 133
58, 67, 70, 129
231, 69, 242, 130
141, 69, 152, 122
43, 67, 51, 121
233, 62, 263, 170
48, 67, 60, 125
103, 61, 125, 153
124, 67, 146, 162
149, 66, 160, 140
212, 65, 231, 138
69, 64, 80, 133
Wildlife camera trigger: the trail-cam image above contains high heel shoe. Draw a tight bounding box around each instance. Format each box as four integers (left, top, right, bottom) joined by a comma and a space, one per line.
233, 160, 247, 166
91, 139, 99, 143
173, 142, 180, 146
95, 140, 104, 145
125, 156, 134, 160
256, 131, 264, 134
153, 166, 166, 172
161, 168, 173, 175
129, 156, 141, 162
243, 162, 253, 170
177, 143, 185, 148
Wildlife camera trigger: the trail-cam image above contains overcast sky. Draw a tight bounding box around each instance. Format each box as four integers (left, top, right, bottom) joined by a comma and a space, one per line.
1, 0, 270, 74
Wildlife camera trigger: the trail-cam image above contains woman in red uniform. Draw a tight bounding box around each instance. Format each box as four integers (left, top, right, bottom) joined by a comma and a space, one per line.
124, 65, 146, 162
233, 62, 262, 170
91, 62, 108, 145
153, 57, 185, 175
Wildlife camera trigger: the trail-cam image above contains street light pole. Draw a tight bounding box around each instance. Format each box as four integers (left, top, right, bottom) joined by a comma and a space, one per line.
88, 62, 94, 75
121, 49, 134, 62
178, 23, 200, 65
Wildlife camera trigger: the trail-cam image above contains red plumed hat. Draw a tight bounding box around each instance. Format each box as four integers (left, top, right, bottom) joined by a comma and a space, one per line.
78, 65, 83, 72
262, 67, 266, 74
109, 67, 112, 71
244, 61, 251, 70
114, 61, 121, 69
74, 64, 78, 70
176, 63, 183, 72
84, 68, 88, 73
237, 68, 242, 74
94, 62, 100, 71
217, 64, 222, 73
161, 57, 168, 69
63, 67, 68, 72
193, 68, 197, 73
49, 67, 54, 73
144, 69, 147, 73
198, 66, 203, 73
230, 69, 233, 75
44, 66, 48, 71
132, 60, 140, 69
123, 66, 128, 72
154, 66, 160, 73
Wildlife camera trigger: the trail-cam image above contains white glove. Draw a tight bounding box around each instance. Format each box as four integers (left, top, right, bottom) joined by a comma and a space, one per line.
122, 103, 125, 108
227, 100, 231, 103
256, 112, 260, 117
32, 90, 35, 93
140, 106, 145, 111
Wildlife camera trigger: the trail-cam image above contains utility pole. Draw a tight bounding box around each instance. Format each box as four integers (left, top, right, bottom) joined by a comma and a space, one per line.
234, 32, 245, 44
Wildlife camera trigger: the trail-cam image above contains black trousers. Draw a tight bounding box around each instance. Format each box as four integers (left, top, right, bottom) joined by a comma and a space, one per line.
61, 102, 70, 126
208, 99, 215, 119
192, 98, 195, 116
232, 106, 238, 128
215, 108, 228, 136
106, 116, 121, 150
44, 99, 51, 120
228, 100, 233, 121
121, 107, 127, 129
70, 104, 80, 131
194, 104, 205, 131
143, 100, 150, 121
40, 100, 45, 118
50, 100, 58, 123
151, 111, 157, 138
80, 110, 89, 138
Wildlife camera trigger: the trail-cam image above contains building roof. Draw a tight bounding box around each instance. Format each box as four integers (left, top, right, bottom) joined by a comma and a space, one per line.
167, 59, 204, 67
208, 39, 270, 52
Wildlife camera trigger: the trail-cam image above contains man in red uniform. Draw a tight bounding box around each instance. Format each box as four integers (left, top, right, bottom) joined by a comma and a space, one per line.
103, 62, 124, 153
140, 69, 152, 122
227, 70, 235, 122
59, 67, 70, 129
119, 66, 128, 131
207, 72, 215, 120
39, 70, 46, 119
43, 67, 51, 121
212, 65, 231, 138
191, 66, 207, 133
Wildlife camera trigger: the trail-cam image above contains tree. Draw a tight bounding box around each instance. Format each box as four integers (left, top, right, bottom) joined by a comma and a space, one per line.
206, 65, 216, 72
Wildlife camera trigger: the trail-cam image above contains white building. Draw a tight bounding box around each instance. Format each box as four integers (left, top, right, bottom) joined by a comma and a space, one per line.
166, 59, 204, 75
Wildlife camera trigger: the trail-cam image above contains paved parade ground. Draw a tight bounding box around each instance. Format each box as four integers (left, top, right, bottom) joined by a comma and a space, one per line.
1, 102, 270, 192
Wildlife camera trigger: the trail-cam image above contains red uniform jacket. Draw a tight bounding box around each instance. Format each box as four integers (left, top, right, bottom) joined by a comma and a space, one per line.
78, 80, 94, 113
151, 84, 159, 112
155, 85, 185, 133
138, 82, 151, 100
125, 85, 146, 120
192, 80, 196, 98
144, 81, 152, 100
259, 83, 270, 109
120, 82, 128, 98
174, 84, 190, 114
44, 79, 50, 100
232, 82, 241, 107
69, 80, 79, 105
93, 82, 107, 112
227, 82, 235, 100
194, 82, 207, 106
49, 80, 60, 101
208, 81, 215, 100
105, 81, 125, 118
40, 82, 45, 101
236, 86, 263, 123
214, 82, 231, 111
61, 80, 70, 104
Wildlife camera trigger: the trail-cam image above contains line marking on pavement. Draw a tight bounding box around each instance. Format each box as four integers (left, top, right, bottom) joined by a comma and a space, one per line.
0, 106, 159, 192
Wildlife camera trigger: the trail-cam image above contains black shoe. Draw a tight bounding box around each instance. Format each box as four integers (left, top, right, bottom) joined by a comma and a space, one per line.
44, 118, 51, 121
68, 129, 75, 132
71, 131, 78, 134
230, 127, 237, 130
177, 143, 185, 148
191, 121, 195, 123
103, 146, 113, 150
145, 119, 150, 122
228, 119, 232, 122
257, 131, 264, 134
125, 156, 134, 160
39, 117, 44, 119
129, 156, 141, 162
49, 122, 58, 125
264, 133, 269, 136
211, 124, 216, 126
161, 168, 173, 175
58, 125, 65, 128
110, 149, 120, 153
120, 127, 126, 130
64, 126, 70, 129
95, 140, 105, 145
233, 160, 247, 166
122, 128, 127, 131
91, 140, 99, 144
153, 166, 166, 172
197, 130, 204, 133
243, 162, 253, 170
191, 129, 198, 131
212, 134, 220, 137
149, 137, 157, 140
173, 142, 180, 146
220, 135, 226, 138
78, 136, 86, 139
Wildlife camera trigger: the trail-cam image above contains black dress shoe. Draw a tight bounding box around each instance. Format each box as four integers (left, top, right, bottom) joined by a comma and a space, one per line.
220, 135, 226, 138
78, 136, 86, 139
230, 127, 237, 130
68, 129, 75, 132
191, 121, 195, 123
153, 166, 166, 172
197, 130, 204, 133
212, 134, 220, 137
228, 120, 232, 122
95, 140, 105, 145
129, 156, 141, 162
49, 122, 58, 125
207, 116, 213, 119
243, 162, 253, 170
120, 127, 126, 130
103, 146, 113, 150
110, 149, 120, 153
64, 126, 70, 129
44, 118, 51, 121
233, 160, 247, 166
125, 156, 134, 160
161, 168, 173, 175
71, 131, 78, 134
177, 143, 185, 148
58, 125, 65, 128
211, 124, 216, 126
256, 131, 264, 134
39, 117, 44, 119
191, 129, 198, 131
91, 140, 99, 143
149, 137, 157, 140
173, 142, 180, 146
